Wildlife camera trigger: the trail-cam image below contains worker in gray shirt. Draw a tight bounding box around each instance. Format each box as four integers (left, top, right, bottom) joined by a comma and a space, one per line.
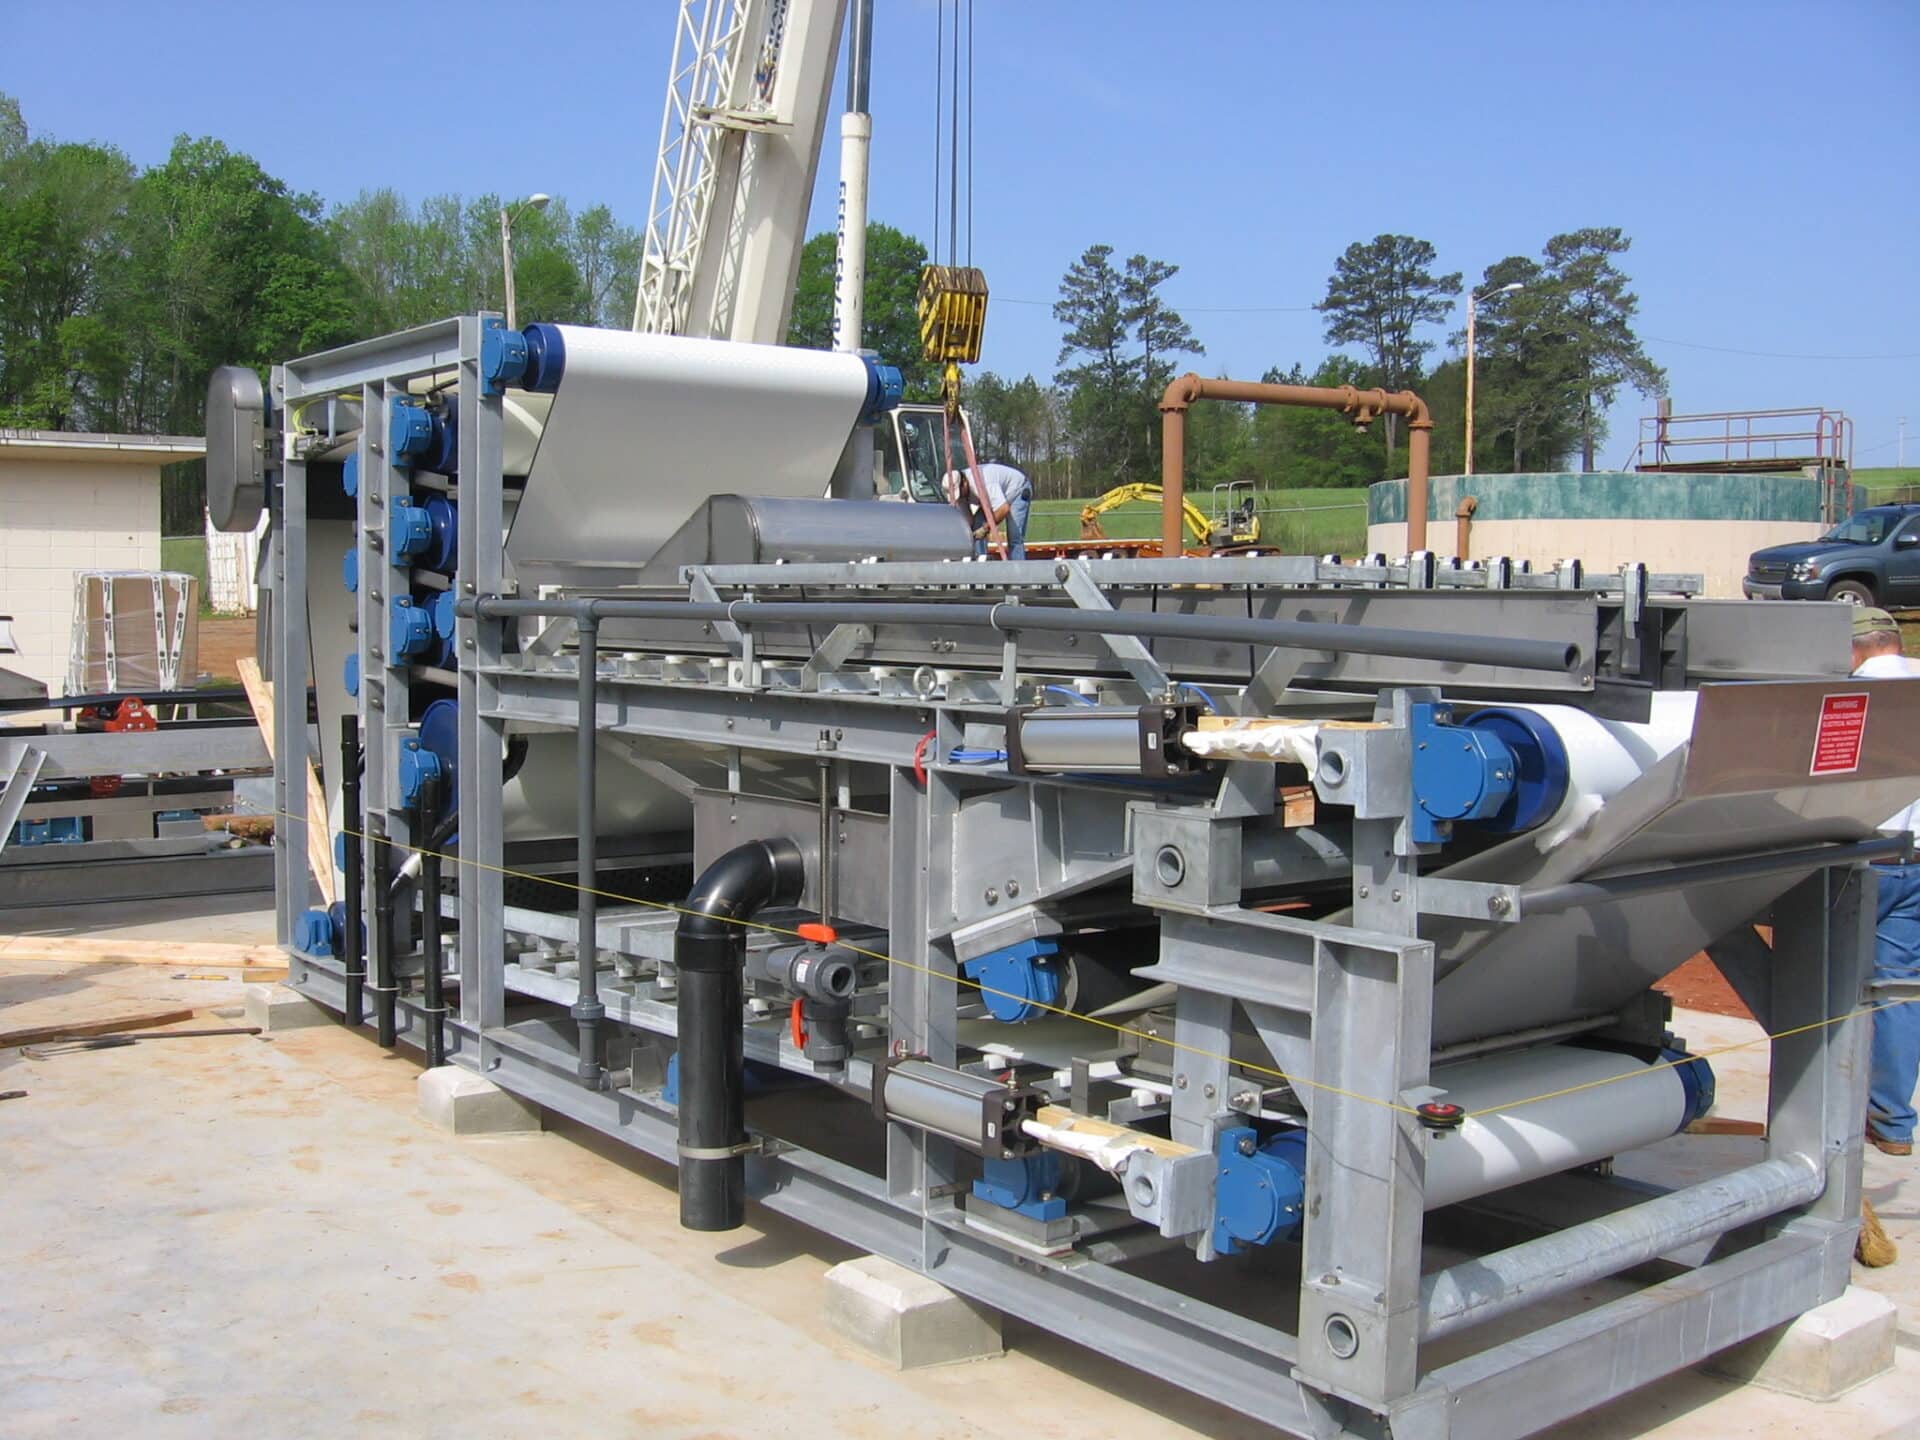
944, 461, 1032, 560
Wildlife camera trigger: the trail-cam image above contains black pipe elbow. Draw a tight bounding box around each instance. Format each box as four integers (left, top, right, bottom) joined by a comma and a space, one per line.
674, 838, 806, 1233
675, 838, 806, 971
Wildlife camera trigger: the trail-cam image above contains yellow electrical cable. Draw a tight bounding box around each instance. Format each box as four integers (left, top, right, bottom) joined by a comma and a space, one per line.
274, 807, 1907, 1125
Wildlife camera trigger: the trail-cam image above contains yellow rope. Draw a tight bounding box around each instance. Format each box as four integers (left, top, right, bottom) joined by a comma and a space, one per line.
276, 808, 1904, 1125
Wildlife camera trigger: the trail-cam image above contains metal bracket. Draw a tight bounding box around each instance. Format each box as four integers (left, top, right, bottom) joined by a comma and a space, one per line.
1237, 644, 1312, 717
0, 743, 48, 855
1415, 877, 1523, 923
686, 570, 741, 646
800, 623, 874, 691
1619, 562, 1646, 639
1058, 559, 1172, 696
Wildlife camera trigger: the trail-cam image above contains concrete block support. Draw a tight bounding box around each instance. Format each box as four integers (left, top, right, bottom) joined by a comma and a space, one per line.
244, 983, 331, 1033
417, 1065, 542, 1136
1707, 1286, 1896, 1400
823, 1255, 1003, 1369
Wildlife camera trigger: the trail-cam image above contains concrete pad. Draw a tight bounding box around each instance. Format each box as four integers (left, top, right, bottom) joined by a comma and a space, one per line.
243, 983, 331, 1032
417, 1064, 541, 1135
1709, 1286, 1897, 1400
823, 1254, 1003, 1369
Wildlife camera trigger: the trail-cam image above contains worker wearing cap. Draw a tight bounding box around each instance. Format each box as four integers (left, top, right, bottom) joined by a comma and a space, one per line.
1853, 607, 1920, 1155
944, 461, 1032, 560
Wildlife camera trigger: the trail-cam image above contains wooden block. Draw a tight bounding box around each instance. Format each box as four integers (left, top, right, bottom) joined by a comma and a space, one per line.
1685, 1116, 1767, 1137
0, 1006, 196, 1049
236, 656, 335, 905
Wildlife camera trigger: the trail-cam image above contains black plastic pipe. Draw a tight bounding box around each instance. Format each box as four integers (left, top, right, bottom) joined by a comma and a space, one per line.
371, 821, 396, 1049
468, 595, 1580, 676
340, 716, 365, 1028
573, 616, 604, 1087
418, 772, 446, 1068
674, 837, 806, 1232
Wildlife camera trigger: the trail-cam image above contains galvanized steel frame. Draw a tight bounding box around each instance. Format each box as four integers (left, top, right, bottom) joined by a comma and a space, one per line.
267, 315, 1871, 1440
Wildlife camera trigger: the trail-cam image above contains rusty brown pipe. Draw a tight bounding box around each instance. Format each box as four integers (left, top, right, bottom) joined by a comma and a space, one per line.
1455, 495, 1478, 562
1158, 375, 1435, 556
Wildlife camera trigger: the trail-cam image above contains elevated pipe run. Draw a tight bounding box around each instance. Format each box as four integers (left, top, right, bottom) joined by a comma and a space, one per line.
674, 838, 807, 1232
1159, 374, 1434, 557
467, 595, 1580, 677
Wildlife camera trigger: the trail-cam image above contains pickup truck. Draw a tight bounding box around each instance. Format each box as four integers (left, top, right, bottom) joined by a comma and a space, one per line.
1744, 504, 1920, 604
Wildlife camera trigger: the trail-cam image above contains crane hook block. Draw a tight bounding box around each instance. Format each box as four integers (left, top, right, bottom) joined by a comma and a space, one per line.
917, 265, 989, 366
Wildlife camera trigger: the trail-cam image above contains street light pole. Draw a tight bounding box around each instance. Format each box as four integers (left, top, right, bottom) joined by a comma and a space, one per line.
1464, 281, 1523, 477
498, 192, 551, 329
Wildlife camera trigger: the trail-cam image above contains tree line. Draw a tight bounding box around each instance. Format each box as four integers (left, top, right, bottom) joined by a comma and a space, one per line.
0, 95, 639, 529
2, 87, 1664, 530
954, 230, 1665, 497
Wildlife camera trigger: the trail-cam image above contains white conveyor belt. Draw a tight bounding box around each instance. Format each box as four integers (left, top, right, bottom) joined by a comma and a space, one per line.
505, 327, 874, 581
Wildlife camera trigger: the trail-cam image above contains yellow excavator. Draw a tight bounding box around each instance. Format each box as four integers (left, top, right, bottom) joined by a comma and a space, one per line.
1080, 481, 1262, 551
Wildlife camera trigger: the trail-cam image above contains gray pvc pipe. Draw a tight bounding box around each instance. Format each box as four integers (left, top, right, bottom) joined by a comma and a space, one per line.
572, 616, 604, 1086
1419, 1152, 1824, 1341
468, 596, 1581, 676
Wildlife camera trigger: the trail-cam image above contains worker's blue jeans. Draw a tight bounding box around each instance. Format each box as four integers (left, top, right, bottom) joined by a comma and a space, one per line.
1006, 488, 1030, 560
975, 489, 1032, 560
1868, 862, 1920, 1144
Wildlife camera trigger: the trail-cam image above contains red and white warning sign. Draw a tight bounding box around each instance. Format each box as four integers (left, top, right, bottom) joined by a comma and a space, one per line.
1809, 692, 1870, 776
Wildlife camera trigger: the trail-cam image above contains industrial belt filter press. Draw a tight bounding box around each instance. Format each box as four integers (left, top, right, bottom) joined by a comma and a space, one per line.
212, 315, 1918, 1439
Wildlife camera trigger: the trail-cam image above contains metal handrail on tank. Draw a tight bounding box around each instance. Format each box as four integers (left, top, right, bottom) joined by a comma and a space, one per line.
1632, 405, 1854, 472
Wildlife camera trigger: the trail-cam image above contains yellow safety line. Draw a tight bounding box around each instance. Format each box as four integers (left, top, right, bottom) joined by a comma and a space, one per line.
278, 808, 1908, 1125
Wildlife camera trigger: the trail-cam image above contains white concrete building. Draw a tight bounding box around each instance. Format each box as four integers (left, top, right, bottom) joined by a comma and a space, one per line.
0, 429, 203, 696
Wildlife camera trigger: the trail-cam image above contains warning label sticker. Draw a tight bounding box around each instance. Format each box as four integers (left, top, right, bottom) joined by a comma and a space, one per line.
1810, 692, 1870, 776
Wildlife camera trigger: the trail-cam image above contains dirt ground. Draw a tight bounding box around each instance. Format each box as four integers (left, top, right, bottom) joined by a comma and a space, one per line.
194, 614, 255, 686
1656, 955, 1751, 1019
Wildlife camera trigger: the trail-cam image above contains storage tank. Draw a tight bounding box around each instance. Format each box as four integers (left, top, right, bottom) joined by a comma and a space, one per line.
1367, 470, 1835, 597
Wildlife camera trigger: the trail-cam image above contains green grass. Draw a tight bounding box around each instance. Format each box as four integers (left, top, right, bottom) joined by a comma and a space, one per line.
1029, 486, 1370, 555
1856, 468, 1920, 507
160, 535, 212, 612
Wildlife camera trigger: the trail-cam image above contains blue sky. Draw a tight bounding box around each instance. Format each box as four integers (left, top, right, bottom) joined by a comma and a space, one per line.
8, 0, 1918, 468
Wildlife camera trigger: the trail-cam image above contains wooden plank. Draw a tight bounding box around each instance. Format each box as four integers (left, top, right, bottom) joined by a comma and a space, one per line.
0, 1006, 196, 1049
0, 935, 285, 968
236, 656, 336, 905
1685, 1116, 1767, 1137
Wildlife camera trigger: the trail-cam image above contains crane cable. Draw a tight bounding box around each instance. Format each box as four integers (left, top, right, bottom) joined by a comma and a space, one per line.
931, 0, 975, 270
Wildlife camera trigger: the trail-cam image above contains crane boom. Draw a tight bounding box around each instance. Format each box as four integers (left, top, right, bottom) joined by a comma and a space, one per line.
632, 0, 847, 344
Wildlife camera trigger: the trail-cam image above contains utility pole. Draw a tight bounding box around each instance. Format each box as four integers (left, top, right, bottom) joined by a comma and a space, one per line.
1464, 282, 1523, 476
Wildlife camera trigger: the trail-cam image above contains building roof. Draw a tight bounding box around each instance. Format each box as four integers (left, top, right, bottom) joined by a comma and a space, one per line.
0, 429, 204, 465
